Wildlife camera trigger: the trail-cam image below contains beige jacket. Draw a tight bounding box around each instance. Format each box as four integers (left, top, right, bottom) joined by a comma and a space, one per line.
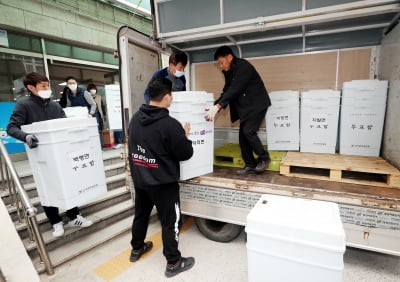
94, 95, 105, 118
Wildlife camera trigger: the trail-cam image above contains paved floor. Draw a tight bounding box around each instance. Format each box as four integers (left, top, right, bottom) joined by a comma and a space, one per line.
38, 216, 400, 282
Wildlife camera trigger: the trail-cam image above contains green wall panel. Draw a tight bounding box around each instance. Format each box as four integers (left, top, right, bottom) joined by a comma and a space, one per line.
45, 41, 71, 57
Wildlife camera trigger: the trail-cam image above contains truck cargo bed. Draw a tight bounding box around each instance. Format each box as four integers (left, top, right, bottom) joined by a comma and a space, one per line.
180, 167, 400, 255
185, 166, 400, 209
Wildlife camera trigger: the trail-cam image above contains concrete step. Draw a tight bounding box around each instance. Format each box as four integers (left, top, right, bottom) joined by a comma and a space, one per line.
33, 208, 159, 275
15, 186, 132, 239
24, 198, 134, 258
33, 214, 133, 274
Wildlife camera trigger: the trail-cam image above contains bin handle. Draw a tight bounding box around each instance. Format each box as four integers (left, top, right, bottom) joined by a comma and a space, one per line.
70, 138, 90, 143
68, 127, 89, 133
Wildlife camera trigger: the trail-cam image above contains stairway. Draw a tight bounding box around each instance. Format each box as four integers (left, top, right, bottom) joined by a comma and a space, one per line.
1, 147, 134, 274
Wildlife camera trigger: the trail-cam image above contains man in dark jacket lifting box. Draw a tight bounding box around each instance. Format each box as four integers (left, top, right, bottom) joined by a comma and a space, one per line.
205, 46, 272, 175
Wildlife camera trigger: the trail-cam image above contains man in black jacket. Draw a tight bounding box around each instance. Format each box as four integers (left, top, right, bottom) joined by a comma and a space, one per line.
205, 46, 272, 175
7, 72, 92, 238
128, 77, 195, 278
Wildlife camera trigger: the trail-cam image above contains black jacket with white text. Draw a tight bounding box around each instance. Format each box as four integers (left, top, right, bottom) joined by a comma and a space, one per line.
128, 104, 193, 188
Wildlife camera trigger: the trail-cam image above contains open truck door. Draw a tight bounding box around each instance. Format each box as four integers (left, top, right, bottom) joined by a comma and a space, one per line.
117, 26, 168, 130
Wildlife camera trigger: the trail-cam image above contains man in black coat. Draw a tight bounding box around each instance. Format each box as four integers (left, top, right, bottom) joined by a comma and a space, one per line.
205, 46, 272, 175
7, 72, 93, 237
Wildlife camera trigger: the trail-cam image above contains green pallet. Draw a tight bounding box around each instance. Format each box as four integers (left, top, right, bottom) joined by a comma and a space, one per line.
214, 143, 286, 171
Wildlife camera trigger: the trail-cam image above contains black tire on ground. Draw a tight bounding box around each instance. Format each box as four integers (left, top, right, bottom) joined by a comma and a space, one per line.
194, 217, 244, 243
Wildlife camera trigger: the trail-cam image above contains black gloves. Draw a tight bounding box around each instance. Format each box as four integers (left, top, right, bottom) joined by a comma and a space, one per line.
25, 134, 39, 149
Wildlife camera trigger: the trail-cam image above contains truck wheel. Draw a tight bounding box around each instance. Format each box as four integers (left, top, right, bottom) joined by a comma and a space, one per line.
194, 217, 243, 242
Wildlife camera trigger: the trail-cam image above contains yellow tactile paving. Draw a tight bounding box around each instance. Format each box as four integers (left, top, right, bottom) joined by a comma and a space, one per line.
93, 217, 195, 280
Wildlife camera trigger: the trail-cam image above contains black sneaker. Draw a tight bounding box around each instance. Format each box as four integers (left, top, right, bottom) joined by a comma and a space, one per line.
165, 257, 195, 278
236, 166, 256, 175
129, 241, 153, 262
255, 158, 271, 173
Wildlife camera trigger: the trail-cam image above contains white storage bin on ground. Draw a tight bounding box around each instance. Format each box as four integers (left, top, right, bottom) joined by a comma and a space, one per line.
21, 117, 107, 210
267, 90, 299, 150
246, 194, 345, 282
339, 79, 388, 156
300, 90, 340, 154
170, 91, 214, 180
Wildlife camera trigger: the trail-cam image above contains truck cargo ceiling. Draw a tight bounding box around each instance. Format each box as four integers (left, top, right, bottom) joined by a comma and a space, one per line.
152, 0, 400, 60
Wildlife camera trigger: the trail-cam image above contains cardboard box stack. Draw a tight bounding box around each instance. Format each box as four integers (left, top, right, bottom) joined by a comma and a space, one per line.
102, 130, 115, 148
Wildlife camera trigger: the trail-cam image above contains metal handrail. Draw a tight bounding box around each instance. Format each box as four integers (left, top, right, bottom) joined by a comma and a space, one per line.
0, 140, 54, 275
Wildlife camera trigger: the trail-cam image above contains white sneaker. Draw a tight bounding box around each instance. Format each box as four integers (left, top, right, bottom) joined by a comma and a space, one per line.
67, 215, 93, 228
52, 222, 64, 237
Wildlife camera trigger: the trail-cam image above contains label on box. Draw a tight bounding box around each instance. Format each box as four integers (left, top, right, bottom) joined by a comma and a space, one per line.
308, 114, 329, 129
271, 114, 292, 128
68, 148, 97, 172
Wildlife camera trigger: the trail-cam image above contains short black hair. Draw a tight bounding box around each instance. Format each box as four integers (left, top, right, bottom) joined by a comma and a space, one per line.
214, 46, 235, 60
23, 72, 49, 88
65, 76, 77, 82
148, 77, 172, 102
87, 83, 97, 91
169, 51, 188, 66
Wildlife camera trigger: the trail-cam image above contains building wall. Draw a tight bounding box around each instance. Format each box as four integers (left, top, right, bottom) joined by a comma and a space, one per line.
379, 24, 400, 168
0, 0, 152, 51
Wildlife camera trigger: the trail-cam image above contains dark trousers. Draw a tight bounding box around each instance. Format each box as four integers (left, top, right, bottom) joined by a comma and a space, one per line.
239, 110, 270, 168
131, 183, 182, 264
94, 110, 104, 147
43, 206, 79, 225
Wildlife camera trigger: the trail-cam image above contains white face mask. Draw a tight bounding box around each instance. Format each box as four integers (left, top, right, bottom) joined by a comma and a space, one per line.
174, 70, 185, 78
37, 89, 52, 99
90, 89, 97, 96
68, 84, 78, 91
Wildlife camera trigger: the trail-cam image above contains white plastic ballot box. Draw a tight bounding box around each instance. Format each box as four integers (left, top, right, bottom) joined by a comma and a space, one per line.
266, 90, 300, 150
169, 91, 214, 180
246, 194, 345, 282
21, 117, 107, 210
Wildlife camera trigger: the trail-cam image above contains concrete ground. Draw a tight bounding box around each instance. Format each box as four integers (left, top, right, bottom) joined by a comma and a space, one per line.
39, 216, 400, 282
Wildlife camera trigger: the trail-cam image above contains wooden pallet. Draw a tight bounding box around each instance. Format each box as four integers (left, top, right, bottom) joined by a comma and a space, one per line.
280, 152, 400, 188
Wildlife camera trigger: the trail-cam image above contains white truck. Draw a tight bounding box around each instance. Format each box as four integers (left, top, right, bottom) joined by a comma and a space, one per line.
117, 0, 400, 255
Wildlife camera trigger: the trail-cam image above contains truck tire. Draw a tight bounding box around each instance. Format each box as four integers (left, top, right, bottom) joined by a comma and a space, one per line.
194, 217, 243, 242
